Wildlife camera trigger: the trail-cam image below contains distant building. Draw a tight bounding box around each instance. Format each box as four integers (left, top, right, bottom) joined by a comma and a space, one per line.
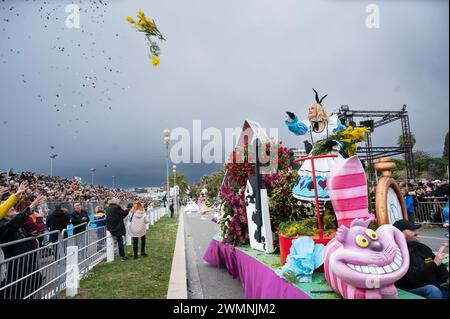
289, 148, 307, 159
133, 187, 147, 194
128, 186, 165, 200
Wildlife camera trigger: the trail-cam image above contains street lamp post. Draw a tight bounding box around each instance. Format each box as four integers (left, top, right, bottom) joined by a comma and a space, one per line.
163, 129, 171, 214
49, 154, 58, 177
90, 168, 96, 185
172, 165, 177, 216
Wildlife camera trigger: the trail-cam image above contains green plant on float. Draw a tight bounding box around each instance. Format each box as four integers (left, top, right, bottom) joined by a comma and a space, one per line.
277, 214, 337, 239
268, 170, 306, 229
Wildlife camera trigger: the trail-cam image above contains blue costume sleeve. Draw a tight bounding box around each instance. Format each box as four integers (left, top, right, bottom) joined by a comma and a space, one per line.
333, 118, 346, 133
284, 116, 309, 136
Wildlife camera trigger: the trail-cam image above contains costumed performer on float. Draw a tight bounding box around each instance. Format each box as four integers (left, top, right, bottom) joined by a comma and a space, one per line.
198, 188, 212, 214
284, 88, 346, 202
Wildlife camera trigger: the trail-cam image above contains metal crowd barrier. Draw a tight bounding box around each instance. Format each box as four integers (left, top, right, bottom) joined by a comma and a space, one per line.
0, 230, 64, 299
0, 206, 166, 299
369, 198, 448, 225
0, 220, 107, 299
414, 200, 448, 225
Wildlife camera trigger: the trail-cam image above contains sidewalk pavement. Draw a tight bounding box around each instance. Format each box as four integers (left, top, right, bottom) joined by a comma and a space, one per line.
167, 206, 187, 299
418, 226, 449, 252
184, 210, 244, 299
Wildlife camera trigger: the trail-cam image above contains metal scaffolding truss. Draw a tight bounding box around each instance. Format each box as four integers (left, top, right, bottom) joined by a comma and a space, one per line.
336, 104, 415, 185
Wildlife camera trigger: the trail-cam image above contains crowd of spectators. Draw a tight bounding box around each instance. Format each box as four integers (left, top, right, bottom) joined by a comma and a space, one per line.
0, 171, 163, 299
399, 179, 449, 224
367, 179, 449, 224
399, 179, 449, 201
0, 171, 151, 204
369, 179, 449, 202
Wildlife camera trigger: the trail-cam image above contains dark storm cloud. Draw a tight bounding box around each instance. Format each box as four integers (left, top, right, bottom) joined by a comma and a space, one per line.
0, 0, 448, 188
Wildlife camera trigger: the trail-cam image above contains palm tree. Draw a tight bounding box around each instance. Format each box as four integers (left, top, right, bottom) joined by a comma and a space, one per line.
200, 169, 225, 197
164, 173, 189, 196
397, 133, 416, 149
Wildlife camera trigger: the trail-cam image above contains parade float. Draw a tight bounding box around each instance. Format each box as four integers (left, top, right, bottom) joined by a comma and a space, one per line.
203, 91, 421, 299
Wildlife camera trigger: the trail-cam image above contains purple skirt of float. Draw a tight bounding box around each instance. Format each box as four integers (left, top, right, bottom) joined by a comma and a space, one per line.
203, 239, 311, 299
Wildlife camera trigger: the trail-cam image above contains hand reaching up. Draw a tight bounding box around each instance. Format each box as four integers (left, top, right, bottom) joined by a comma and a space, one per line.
30, 195, 46, 211
16, 181, 29, 196
286, 111, 296, 121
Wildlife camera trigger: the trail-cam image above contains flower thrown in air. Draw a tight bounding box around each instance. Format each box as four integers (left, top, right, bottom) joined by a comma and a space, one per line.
150, 55, 160, 67
126, 9, 165, 67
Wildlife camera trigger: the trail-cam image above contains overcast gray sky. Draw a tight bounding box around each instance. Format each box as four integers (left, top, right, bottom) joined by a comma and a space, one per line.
0, 0, 448, 188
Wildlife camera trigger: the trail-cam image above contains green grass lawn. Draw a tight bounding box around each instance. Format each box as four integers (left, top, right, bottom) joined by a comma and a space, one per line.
65, 216, 179, 299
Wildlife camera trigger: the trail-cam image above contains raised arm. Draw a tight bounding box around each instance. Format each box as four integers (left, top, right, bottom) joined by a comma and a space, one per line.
284, 115, 309, 136
0, 181, 29, 220
0, 195, 45, 241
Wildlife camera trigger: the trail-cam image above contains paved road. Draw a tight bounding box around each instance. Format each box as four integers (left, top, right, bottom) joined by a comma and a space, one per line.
418, 226, 449, 253
184, 209, 244, 299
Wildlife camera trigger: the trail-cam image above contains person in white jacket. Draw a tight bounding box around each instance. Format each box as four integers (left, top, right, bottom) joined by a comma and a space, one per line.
128, 202, 149, 259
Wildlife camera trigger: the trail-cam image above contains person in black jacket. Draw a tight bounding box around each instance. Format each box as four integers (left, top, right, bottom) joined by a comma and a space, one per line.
105, 198, 129, 261
70, 202, 89, 235
394, 219, 449, 299
0, 195, 45, 299
46, 205, 71, 242
169, 202, 174, 218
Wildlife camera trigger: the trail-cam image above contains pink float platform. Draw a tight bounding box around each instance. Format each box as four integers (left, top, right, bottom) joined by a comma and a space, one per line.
203, 236, 422, 299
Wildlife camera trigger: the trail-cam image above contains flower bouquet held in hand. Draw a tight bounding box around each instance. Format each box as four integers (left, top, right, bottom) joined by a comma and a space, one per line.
126, 9, 165, 67
311, 125, 371, 157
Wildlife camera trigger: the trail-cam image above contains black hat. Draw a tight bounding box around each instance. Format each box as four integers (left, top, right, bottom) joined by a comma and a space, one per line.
393, 219, 421, 232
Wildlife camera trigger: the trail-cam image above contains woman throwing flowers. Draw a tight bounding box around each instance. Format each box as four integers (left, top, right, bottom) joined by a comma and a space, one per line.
284, 89, 346, 202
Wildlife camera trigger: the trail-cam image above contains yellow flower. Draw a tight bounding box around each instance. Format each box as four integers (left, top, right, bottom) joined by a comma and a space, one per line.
348, 144, 357, 156
150, 55, 160, 67
126, 16, 136, 24
138, 19, 147, 28
137, 8, 145, 19
145, 17, 156, 28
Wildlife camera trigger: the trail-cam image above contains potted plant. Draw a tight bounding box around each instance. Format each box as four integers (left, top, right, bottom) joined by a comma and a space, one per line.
278, 214, 337, 265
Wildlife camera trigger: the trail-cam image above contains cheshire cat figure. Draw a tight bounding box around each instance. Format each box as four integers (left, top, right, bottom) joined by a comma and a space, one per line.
323, 156, 409, 299
324, 216, 410, 299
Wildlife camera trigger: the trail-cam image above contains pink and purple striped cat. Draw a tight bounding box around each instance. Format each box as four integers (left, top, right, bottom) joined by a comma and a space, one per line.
323, 217, 410, 298
323, 156, 410, 299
